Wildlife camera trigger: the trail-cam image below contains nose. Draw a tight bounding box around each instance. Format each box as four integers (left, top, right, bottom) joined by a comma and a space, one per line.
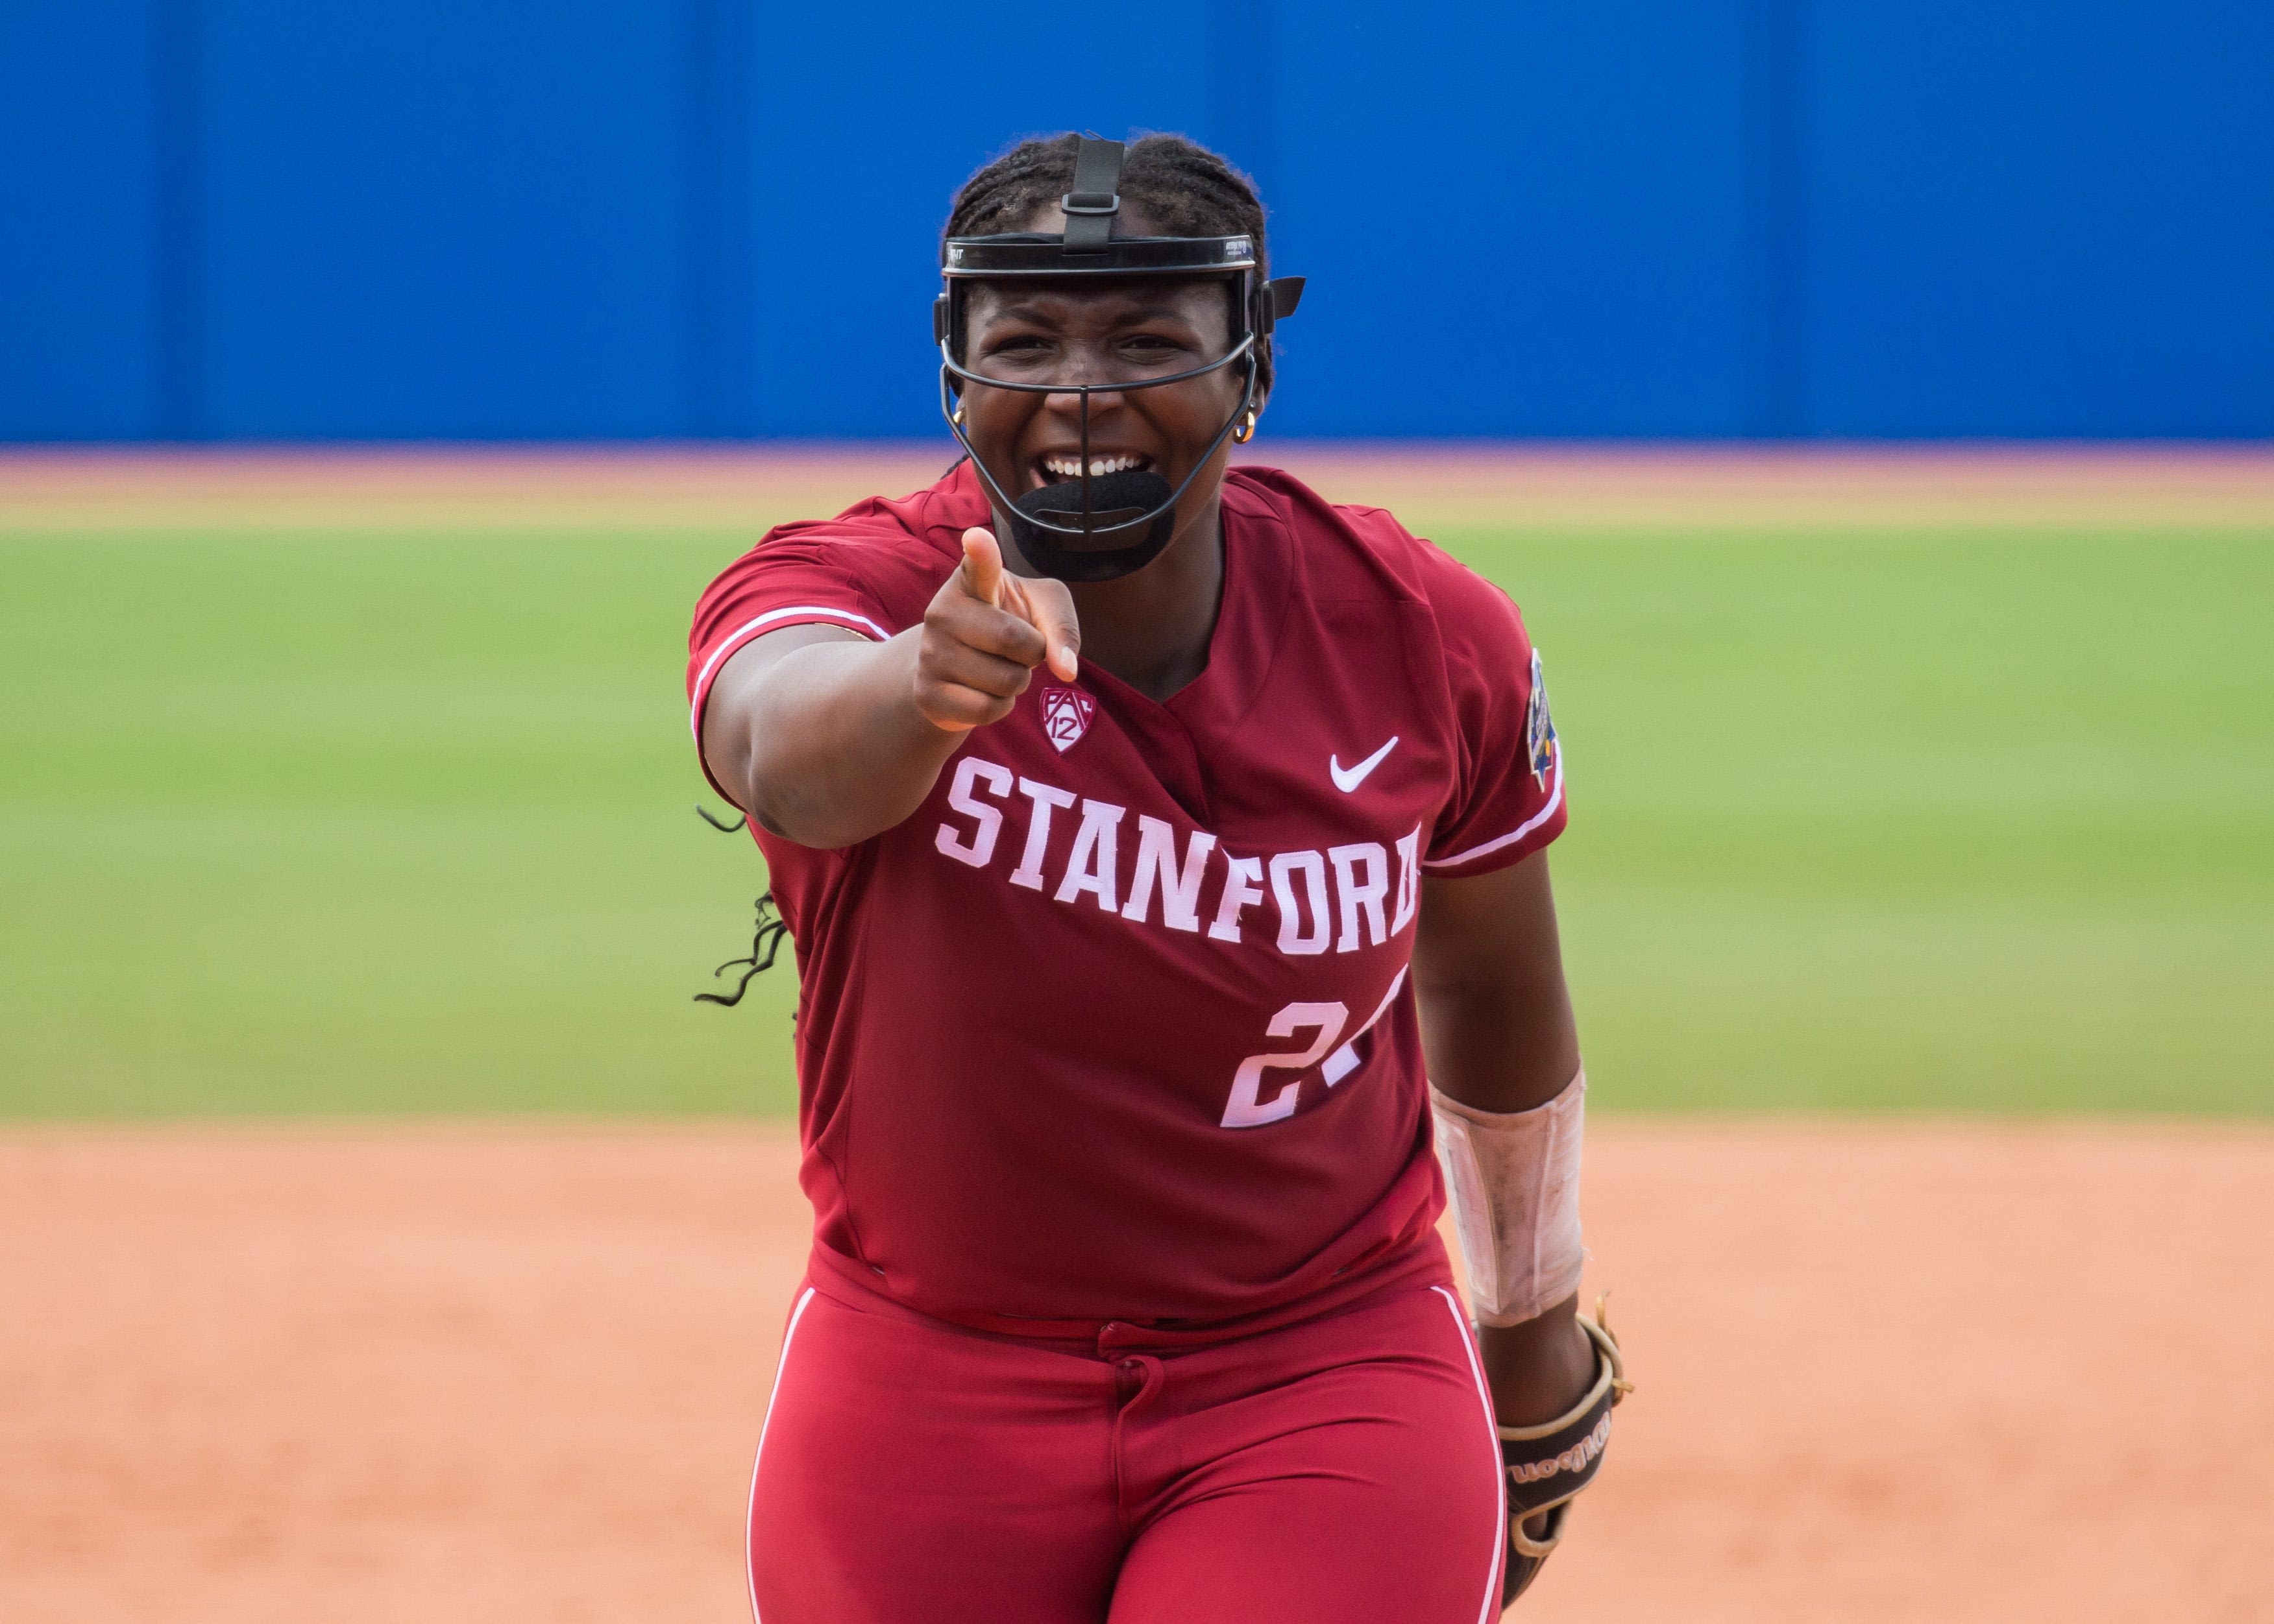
1042, 384, 1125, 424
1039, 337, 1134, 420
1043, 376, 1127, 427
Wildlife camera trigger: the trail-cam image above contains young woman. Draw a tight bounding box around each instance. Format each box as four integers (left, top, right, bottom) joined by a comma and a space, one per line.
688, 133, 1624, 1623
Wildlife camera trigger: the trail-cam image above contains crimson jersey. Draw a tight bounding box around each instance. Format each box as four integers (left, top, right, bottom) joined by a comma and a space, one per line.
687, 461, 1564, 1329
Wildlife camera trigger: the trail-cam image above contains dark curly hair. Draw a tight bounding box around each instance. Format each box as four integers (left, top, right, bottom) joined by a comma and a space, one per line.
944, 132, 1278, 393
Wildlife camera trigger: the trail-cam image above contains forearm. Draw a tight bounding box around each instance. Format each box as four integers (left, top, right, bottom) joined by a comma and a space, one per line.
720, 631, 962, 848
1412, 862, 1578, 1116
1416, 980, 1580, 1115
1414, 861, 1592, 1424
1423, 982, 1591, 1425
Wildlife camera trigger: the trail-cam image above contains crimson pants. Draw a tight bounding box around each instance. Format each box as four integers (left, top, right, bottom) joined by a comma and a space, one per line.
746, 1265, 1508, 1624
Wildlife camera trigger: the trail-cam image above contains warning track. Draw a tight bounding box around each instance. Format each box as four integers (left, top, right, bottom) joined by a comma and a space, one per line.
6, 442, 2273, 533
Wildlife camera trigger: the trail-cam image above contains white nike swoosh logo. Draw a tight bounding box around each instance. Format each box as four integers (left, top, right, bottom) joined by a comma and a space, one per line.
1330, 736, 1399, 793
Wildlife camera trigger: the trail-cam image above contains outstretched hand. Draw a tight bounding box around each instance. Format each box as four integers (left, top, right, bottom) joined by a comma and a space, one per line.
912, 527, 1082, 733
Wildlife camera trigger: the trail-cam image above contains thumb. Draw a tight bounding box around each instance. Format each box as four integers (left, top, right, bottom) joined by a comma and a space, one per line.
1017, 576, 1082, 684
958, 526, 1005, 607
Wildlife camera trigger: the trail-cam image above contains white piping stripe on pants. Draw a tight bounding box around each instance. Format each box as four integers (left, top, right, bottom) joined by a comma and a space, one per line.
746, 1285, 818, 1624
1432, 1284, 1509, 1624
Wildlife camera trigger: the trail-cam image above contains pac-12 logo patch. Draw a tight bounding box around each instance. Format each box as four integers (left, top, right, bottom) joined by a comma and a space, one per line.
1524, 650, 1558, 789
1041, 686, 1094, 753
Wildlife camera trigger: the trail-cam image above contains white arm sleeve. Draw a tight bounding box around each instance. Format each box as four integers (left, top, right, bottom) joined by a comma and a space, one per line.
1430, 1067, 1585, 1327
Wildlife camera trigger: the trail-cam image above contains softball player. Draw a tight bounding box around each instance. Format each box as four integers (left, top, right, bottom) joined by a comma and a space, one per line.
689, 133, 1625, 1623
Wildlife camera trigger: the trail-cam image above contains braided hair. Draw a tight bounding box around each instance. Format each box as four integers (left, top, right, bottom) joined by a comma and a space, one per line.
945, 133, 1278, 393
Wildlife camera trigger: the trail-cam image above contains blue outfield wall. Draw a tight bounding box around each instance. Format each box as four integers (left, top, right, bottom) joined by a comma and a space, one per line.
2, 1, 2270, 441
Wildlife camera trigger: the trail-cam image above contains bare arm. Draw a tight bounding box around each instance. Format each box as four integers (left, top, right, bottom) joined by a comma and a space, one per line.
700, 528, 1081, 849
1413, 852, 1596, 1433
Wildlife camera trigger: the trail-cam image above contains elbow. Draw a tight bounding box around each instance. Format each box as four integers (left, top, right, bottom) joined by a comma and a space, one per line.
738, 766, 875, 851
709, 724, 856, 849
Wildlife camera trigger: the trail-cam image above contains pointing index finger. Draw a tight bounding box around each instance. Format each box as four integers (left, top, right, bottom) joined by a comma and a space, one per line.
959, 527, 1005, 607
950, 524, 1079, 681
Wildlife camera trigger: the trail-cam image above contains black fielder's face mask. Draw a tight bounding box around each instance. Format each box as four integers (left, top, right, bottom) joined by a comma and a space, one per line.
935, 136, 1304, 585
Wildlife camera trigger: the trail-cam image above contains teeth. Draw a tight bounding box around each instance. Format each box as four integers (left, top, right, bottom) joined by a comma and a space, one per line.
1043, 455, 1145, 478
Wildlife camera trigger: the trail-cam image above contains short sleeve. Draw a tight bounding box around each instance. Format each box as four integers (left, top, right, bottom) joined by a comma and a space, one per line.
1421, 550, 1567, 876
685, 527, 901, 795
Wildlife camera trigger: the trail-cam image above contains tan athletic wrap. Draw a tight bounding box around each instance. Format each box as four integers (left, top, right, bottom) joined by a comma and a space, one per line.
1428, 1067, 1585, 1327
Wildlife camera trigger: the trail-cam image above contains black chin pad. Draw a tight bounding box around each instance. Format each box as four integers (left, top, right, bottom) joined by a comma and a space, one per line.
1005, 468, 1179, 583
1013, 469, 1173, 538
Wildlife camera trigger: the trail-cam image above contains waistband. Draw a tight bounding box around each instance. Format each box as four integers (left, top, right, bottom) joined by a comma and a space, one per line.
804, 1230, 1455, 1357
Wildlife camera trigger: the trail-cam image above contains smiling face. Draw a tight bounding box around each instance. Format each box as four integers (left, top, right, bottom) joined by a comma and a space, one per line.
955, 212, 1259, 568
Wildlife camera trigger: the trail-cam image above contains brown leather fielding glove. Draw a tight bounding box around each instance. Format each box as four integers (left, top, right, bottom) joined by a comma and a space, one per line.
1497, 1300, 1632, 1609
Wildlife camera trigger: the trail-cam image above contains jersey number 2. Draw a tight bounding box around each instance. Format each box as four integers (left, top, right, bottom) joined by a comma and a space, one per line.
1220, 1002, 1350, 1129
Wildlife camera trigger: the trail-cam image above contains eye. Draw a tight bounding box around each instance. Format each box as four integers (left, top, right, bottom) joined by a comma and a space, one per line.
976, 333, 1057, 372
1121, 332, 1188, 359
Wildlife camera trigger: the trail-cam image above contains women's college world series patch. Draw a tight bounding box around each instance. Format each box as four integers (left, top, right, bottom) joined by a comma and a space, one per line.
1525, 650, 1558, 789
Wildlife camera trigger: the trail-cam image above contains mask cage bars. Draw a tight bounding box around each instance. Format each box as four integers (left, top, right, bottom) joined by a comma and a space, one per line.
934, 136, 1304, 542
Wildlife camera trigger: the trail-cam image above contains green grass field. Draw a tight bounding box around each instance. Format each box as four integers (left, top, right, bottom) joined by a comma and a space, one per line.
3, 518, 2268, 1117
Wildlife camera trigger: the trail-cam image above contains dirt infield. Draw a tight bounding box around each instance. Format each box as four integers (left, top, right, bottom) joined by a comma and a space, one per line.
6, 442, 2273, 533
5, 1124, 2266, 1623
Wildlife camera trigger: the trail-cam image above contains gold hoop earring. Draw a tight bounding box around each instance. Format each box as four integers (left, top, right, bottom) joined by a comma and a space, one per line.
1232, 407, 1258, 444
950, 403, 966, 427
